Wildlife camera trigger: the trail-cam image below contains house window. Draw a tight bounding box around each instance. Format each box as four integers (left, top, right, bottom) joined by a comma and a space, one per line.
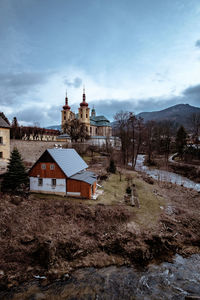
41, 163, 46, 169
96, 128, 97, 134
38, 178, 43, 186
81, 114, 82, 118
50, 164, 55, 170
0, 137, 3, 144
86, 114, 88, 118
52, 178, 56, 186
90, 127, 92, 133
0, 152, 3, 158
64, 116, 66, 120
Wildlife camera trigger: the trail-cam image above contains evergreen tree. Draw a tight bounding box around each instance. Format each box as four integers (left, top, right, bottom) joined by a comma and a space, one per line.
176, 126, 187, 157
1, 148, 29, 193
11, 117, 20, 139
107, 159, 116, 174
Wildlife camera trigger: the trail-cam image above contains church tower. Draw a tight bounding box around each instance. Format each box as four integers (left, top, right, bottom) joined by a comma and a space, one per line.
61, 91, 73, 131
78, 87, 90, 129
91, 106, 96, 117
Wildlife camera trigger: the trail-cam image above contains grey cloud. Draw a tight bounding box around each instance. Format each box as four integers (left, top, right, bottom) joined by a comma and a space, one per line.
16, 107, 46, 125
195, 40, 200, 48
64, 77, 82, 88
14, 105, 61, 127
7, 83, 200, 127
0, 72, 51, 105
90, 96, 182, 120
183, 84, 200, 98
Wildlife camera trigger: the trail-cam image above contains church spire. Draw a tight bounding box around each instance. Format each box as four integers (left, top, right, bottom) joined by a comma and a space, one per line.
80, 85, 88, 107
63, 90, 71, 110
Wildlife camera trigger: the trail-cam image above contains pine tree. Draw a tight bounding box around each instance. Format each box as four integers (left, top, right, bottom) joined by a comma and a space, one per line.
107, 159, 116, 174
11, 117, 20, 139
1, 148, 29, 193
176, 126, 187, 157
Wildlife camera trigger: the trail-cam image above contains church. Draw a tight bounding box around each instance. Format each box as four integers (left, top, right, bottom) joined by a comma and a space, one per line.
61, 89, 112, 137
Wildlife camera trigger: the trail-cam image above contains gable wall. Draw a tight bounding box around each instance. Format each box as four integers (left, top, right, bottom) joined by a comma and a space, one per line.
29, 162, 66, 179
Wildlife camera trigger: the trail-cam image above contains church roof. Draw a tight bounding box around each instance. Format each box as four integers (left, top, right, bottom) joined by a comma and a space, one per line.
90, 115, 111, 127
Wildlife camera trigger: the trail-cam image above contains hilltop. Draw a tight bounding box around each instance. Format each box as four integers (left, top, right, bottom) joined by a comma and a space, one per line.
137, 103, 200, 129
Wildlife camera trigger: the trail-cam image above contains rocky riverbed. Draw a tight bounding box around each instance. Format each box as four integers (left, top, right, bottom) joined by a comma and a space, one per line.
1, 254, 200, 299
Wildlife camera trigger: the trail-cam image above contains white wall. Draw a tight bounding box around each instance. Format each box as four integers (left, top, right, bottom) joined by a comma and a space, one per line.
30, 177, 66, 195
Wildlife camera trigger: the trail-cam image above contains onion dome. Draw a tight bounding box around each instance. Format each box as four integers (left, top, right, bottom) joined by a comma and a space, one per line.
80, 87, 88, 107
63, 92, 71, 110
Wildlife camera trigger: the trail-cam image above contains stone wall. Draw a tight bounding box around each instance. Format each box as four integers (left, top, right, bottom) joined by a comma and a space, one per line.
11, 140, 67, 165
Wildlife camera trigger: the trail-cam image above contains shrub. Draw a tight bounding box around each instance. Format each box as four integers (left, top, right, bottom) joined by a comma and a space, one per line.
107, 159, 116, 174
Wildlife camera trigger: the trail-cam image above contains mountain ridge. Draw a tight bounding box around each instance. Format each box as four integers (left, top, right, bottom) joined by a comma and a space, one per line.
47, 104, 200, 131
136, 103, 200, 128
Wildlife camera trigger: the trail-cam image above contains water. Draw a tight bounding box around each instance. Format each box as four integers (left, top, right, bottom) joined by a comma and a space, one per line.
135, 155, 200, 192
2, 254, 200, 299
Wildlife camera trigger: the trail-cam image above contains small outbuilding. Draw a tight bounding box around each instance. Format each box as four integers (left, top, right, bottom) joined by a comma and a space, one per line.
29, 148, 97, 199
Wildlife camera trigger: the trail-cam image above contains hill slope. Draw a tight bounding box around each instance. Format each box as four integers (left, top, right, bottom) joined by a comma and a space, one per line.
137, 104, 200, 128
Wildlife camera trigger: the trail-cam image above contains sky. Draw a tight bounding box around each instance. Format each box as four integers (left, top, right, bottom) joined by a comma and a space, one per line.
1, 0, 200, 127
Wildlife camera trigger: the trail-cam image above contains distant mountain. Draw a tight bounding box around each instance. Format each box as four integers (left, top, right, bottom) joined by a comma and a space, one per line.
46, 125, 61, 131
137, 104, 200, 129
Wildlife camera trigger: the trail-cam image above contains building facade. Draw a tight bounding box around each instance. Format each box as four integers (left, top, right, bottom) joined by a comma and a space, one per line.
29, 148, 97, 199
61, 89, 112, 137
0, 116, 10, 162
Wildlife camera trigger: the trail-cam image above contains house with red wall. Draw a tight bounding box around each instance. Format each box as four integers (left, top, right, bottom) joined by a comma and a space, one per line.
29, 148, 97, 199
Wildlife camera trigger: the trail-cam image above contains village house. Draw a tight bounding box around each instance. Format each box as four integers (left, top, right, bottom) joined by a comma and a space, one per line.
29, 148, 97, 199
0, 116, 10, 162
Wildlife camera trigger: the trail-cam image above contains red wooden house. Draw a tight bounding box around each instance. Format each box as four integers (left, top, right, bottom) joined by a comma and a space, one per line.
29, 148, 97, 199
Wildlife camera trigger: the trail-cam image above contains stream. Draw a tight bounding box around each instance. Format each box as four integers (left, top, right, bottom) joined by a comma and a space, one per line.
135, 155, 200, 192
2, 254, 200, 299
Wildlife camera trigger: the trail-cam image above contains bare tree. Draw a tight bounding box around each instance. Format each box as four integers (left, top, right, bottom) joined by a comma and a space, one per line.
114, 111, 144, 169
145, 121, 155, 165
114, 111, 130, 165
134, 117, 144, 168
189, 113, 200, 148
63, 119, 89, 142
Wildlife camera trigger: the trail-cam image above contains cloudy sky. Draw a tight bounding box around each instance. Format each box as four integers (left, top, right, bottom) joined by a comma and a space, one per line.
1, 0, 200, 127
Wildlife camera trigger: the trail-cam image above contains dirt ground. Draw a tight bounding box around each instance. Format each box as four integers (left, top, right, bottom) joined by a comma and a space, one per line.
0, 169, 200, 291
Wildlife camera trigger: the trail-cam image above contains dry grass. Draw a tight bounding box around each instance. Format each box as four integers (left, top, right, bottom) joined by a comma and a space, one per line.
98, 173, 128, 205
97, 171, 165, 229
32, 170, 165, 229
133, 177, 165, 228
